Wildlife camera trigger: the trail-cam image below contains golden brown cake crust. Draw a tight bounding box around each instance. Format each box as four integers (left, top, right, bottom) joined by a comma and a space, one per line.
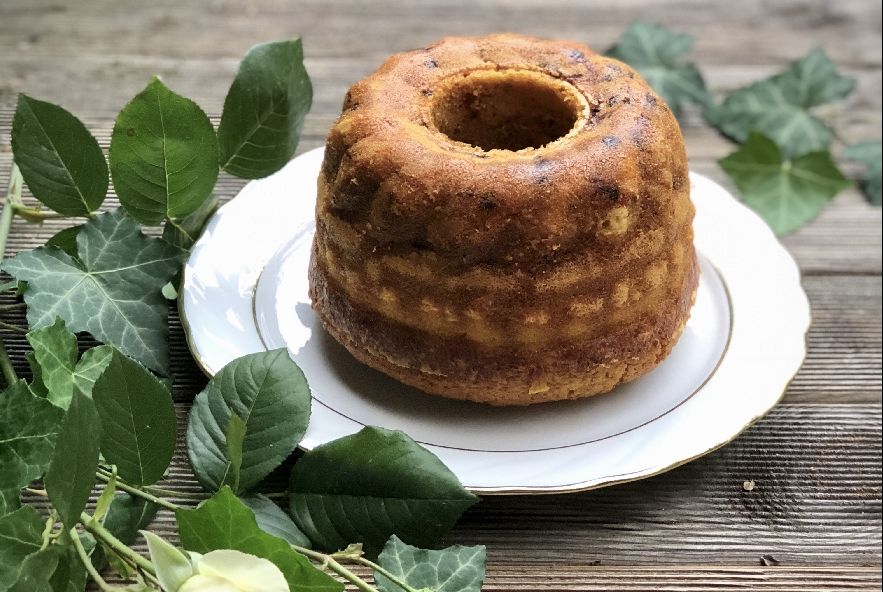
310, 34, 699, 405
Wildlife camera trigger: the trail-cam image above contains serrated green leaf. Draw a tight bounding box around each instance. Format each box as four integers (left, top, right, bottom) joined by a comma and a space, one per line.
843, 140, 882, 206
45, 226, 82, 260
162, 194, 219, 250
0, 506, 45, 589
11, 94, 108, 217
109, 77, 219, 226
186, 349, 311, 494
1, 209, 188, 374
239, 494, 311, 548
91, 348, 177, 485
606, 21, 711, 114
705, 48, 855, 159
44, 391, 100, 530
719, 132, 851, 234
0, 381, 63, 509
375, 535, 486, 592
26, 318, 113, 409
217, 39, 313, 179
175, 487, 343, 592
288, 426, 479, 558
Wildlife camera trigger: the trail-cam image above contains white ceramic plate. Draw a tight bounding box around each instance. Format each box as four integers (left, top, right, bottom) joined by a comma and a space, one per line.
180, 147, 810, 494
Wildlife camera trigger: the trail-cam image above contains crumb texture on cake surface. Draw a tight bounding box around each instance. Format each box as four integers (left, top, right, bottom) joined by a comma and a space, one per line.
310, 33, 699, 406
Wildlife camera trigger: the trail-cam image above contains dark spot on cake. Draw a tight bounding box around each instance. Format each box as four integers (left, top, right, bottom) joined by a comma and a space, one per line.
673, 174, 685, 190
479, 196, 497, 211
348, 103, 360, 111
464, 189, 475, 197
603, 136, 620, 148
425, 59, 438, 69
422, 89, 433, 97
534, 158, 552, 170
568, 50, 586, 63
627, 71, 634, 79
632, 115, 651, 148
599, 185, 620, 202
473, 152, 488, 159
622, 97, 631, 105
534, 175, 548, 184
645, 93, 657, 107
608, 96, 618, 106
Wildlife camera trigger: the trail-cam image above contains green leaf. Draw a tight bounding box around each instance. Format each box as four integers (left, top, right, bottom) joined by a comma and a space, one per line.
0, 489, 20, 518
217, 39, 313, 179
11, 94, 108, 217
6, 548, 58, 592
288, 426, 479, 558
705, 48, 856, 159
606, 21, 712, 115
26, 318, 113, 409
44, 391, 101, 530
239, 494, 311, 548
45, 226, 82, 260
843, 140, 882, 206
223, 414, 247, 493
162, 194, 218, 250
0, 506, 44, 589
0, 381, 63, 512
375, 535, 486, 592
2, 208, 189, 374
91, 348, 177, 485
175, 487, 343, 592
109, 77, 219, 226
186, 349, 311, 494
25, 351, 47, 399
718, 132, 851, 235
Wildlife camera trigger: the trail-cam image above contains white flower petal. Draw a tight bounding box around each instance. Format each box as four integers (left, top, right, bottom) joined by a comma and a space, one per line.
177, 574, 242, 592
195, 549, 288, 592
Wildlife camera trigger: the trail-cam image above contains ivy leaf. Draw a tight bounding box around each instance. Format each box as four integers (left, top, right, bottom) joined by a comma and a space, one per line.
162, 194, 219, 249
288, 426, 479, 559
0, 381, 63, 515
375, 535, 486, 592
47, 535, 88, 592
109, 77, 219, 226
45, 226, 82, 260
606, 21, 712, 115
217, 39, 313, 179
705, 48, 856, 159
239, 494, 311, 548
1, 208, 189, 374
175, 487, 343, 592
718, 132, 851, 235
0, 506, 44, 589
11, 94, 108, 217
44, 390, 101, 530
26, 318, 113, 409
91, 348, 177, 486
6, 548, 58, 592
24, 351, 47, 399
186, 349, 311, 494
843, 140, 882, 206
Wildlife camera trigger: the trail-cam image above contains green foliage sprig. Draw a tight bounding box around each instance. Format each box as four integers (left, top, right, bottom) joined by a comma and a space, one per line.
0, 39, 484, 592
608, 21, 882, 235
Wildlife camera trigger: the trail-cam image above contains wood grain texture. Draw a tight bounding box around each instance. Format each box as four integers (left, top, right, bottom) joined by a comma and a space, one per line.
0, 1, 880, 591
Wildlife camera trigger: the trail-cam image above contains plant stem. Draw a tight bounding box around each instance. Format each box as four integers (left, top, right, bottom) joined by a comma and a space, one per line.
9, 203, 66, 220
0, 337, 17, 387
97, 467, 208, 501
292, 545, 380, 592
0, 164, 22, 263
95, 471, 179, 512
351, 556, 424, 592
165, 217, 195, 244
80, 512, 156, 576
0, 320, 27, 334
71, 529, 117, 592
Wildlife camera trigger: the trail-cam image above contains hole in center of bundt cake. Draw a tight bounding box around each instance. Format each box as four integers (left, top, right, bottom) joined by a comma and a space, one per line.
429, 69, 584, 152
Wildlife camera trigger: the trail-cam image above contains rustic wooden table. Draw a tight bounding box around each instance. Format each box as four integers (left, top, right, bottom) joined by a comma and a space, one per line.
1, 1, 880, 590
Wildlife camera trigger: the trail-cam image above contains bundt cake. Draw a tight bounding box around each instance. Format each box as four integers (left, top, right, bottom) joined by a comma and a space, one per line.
309, 34, 699, 406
